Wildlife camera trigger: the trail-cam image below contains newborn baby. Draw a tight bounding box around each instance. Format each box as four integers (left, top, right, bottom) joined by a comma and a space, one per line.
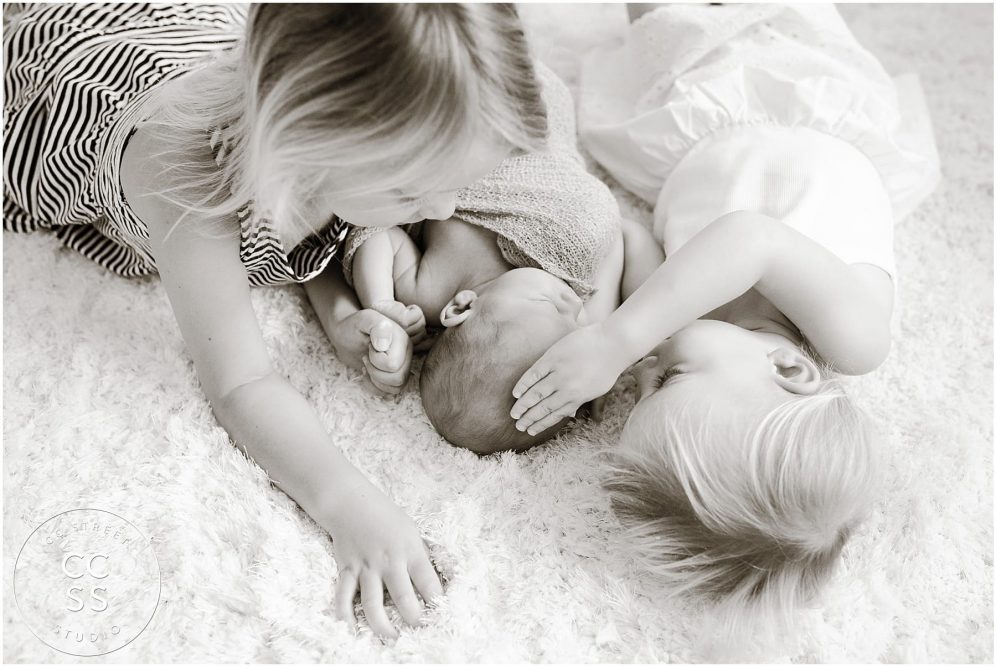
345, 215, 624, 454
340, 62, 627, 453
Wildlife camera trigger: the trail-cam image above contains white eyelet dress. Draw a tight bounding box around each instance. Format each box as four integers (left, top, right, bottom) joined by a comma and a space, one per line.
3, 3, 350, 286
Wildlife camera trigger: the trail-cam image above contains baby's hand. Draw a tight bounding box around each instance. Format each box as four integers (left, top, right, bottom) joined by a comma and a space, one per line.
509, 324, 629, 434
370, 300, 429, 349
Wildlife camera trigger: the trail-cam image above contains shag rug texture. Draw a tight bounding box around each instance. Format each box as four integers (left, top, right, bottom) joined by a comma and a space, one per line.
3, 3, 993, 663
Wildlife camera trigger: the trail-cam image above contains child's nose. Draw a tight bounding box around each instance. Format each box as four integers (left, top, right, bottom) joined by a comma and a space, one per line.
419, 194, 457, 221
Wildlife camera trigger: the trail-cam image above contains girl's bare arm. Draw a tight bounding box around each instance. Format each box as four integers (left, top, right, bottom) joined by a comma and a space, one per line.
121, 126, 441, 638
511, 210, 894, 431
607, 211, 893, 374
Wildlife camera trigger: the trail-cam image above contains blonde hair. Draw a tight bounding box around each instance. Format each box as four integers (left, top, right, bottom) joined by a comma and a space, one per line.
605, 378, 880, 627
147, 4, 546, 239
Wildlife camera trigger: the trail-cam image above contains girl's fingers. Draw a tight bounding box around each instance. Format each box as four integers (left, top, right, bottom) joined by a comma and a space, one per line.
360, 571, 398, 639
515, 396, 571, 434
525, 404, 577, 436
362, 356, 403, 394
383, 568, 425, 628
510, 375, 557, 419
512, 389, 567, 431
409, 553, 444, 607
367, 320, 411, 375
511, 362, 552, 401
367, 318, 395, 354
334, 567, 359, 629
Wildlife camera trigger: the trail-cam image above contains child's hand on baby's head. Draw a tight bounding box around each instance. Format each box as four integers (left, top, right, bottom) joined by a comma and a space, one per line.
370, 300, 429, 349
510, 323, 630, 435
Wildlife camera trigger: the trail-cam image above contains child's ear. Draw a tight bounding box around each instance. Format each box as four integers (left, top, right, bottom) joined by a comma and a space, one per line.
768, 347, 822, 395
440, 290, 478, 328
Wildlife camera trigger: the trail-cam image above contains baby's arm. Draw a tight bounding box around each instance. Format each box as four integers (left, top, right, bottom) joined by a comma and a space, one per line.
511, 210, 894, 432
352, 228, 427, 346
583, 219, 665, 324
582, 223, 625, 323
620, 218, 666, 301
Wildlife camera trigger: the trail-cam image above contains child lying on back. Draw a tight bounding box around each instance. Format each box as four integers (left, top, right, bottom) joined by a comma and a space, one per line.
341, 63, 632, 453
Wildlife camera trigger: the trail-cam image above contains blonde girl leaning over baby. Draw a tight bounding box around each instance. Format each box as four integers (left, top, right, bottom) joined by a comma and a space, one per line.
508, 3, 940, 628
4, 4, 546, 637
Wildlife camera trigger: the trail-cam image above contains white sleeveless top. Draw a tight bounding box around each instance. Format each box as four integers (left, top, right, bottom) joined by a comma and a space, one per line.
579, 3, 941, 281
656, 125, 896, 278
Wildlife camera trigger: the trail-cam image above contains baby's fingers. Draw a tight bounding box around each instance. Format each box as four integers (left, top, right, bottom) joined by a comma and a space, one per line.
509, 375, 558, 420
402, 304, 426, 330
334, 567, 359, 630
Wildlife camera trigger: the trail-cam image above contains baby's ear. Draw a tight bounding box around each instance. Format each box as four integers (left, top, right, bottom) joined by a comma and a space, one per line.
768, 347, 821, 395
440, 290, 478, 328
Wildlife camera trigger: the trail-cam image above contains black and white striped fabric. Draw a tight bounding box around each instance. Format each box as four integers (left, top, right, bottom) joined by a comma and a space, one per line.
3, 3, 350, 286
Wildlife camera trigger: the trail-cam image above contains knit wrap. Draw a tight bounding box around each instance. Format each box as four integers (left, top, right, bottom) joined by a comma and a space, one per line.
341, 62, 620, 298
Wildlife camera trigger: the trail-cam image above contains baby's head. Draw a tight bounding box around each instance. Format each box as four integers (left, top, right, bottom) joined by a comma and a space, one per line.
421, 268, 587, 454
604, 320, 880, 622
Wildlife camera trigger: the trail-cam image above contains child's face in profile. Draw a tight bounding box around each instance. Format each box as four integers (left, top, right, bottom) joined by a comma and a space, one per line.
623, 320, 798, 453
327, 135, 511, 228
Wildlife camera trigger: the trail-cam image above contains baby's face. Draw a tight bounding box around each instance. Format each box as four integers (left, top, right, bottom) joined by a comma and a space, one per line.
475, 267, 588, 340
421, 268, 588, 452
463, 268, 588, 393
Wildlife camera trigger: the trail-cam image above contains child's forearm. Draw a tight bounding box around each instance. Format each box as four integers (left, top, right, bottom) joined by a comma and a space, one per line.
603, 212, 777, 363
213, 371, 369, 526
304, 261, 362, 340
603, 210, 892, 373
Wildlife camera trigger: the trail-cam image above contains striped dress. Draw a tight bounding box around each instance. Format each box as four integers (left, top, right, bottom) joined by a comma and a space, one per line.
3, 3, 350, 286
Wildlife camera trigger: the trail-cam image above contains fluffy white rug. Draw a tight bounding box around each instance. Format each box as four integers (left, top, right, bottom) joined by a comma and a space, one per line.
3, 3, 992, 662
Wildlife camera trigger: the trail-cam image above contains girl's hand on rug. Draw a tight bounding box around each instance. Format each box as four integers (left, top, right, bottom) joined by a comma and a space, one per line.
326, 477, 442, 639
328, 309, 414, 394
510, 324, 628, 435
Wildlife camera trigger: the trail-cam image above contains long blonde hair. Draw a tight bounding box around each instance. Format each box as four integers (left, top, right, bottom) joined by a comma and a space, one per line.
148, 4, 546, 238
